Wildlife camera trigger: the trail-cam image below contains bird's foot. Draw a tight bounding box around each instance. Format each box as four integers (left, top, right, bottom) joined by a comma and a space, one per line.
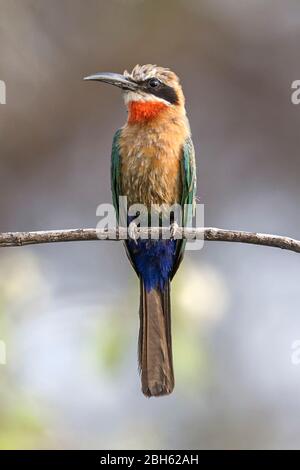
169, 222, 179, 239
128, 222, 139, 244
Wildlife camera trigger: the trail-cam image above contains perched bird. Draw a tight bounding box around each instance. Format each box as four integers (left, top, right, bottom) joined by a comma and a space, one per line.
85, 65, 196, 397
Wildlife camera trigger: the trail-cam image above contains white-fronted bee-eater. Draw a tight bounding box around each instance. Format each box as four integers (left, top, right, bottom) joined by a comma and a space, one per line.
85, 64, 196, 397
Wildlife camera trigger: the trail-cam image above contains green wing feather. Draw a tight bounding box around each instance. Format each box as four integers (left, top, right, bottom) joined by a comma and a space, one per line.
111, 128, 122, 219
181, 136, 197, 223
171, 136, 197, 278
111, 128, 138, 273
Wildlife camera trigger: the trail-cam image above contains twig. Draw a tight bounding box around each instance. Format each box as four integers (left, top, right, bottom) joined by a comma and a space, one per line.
0, 227, 299, 253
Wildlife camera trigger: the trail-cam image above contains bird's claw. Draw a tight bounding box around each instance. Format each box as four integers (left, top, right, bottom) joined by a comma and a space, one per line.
169, 222, 179, 239
128, 222, 139, 244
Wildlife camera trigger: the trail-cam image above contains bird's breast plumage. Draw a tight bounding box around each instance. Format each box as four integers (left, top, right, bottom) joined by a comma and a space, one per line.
119, 114, 190, 209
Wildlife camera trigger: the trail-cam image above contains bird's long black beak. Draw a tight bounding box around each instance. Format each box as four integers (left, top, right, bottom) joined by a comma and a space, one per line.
84, 72, 138, 91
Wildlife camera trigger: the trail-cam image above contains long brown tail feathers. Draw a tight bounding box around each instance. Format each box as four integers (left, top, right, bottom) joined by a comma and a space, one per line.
138, 279, 174, 397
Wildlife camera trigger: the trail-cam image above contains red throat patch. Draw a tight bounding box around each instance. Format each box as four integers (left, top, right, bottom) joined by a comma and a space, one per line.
128, 101, 168, 124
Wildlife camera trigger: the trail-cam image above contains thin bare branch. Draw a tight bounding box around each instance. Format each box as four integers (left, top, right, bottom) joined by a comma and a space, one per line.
0, 227, 299, 253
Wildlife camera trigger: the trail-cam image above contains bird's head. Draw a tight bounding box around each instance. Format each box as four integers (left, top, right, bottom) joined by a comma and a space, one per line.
84, 64, 185, 124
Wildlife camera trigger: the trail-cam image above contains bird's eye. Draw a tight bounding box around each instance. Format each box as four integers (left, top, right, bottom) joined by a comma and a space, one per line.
148, 78, 160, 88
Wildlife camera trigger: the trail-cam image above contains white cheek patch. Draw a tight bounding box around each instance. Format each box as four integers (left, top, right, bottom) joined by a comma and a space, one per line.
123, 91, 171, 106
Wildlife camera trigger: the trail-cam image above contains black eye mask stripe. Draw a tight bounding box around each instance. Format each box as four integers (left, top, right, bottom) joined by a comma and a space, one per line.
133, 79, 179, 105
149, 85, 179, 105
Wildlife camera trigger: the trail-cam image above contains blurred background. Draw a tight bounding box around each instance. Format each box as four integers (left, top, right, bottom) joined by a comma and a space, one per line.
1, 0, 300, 450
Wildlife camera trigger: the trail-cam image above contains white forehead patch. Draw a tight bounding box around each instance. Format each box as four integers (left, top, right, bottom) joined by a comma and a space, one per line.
124, 64, 169, 83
